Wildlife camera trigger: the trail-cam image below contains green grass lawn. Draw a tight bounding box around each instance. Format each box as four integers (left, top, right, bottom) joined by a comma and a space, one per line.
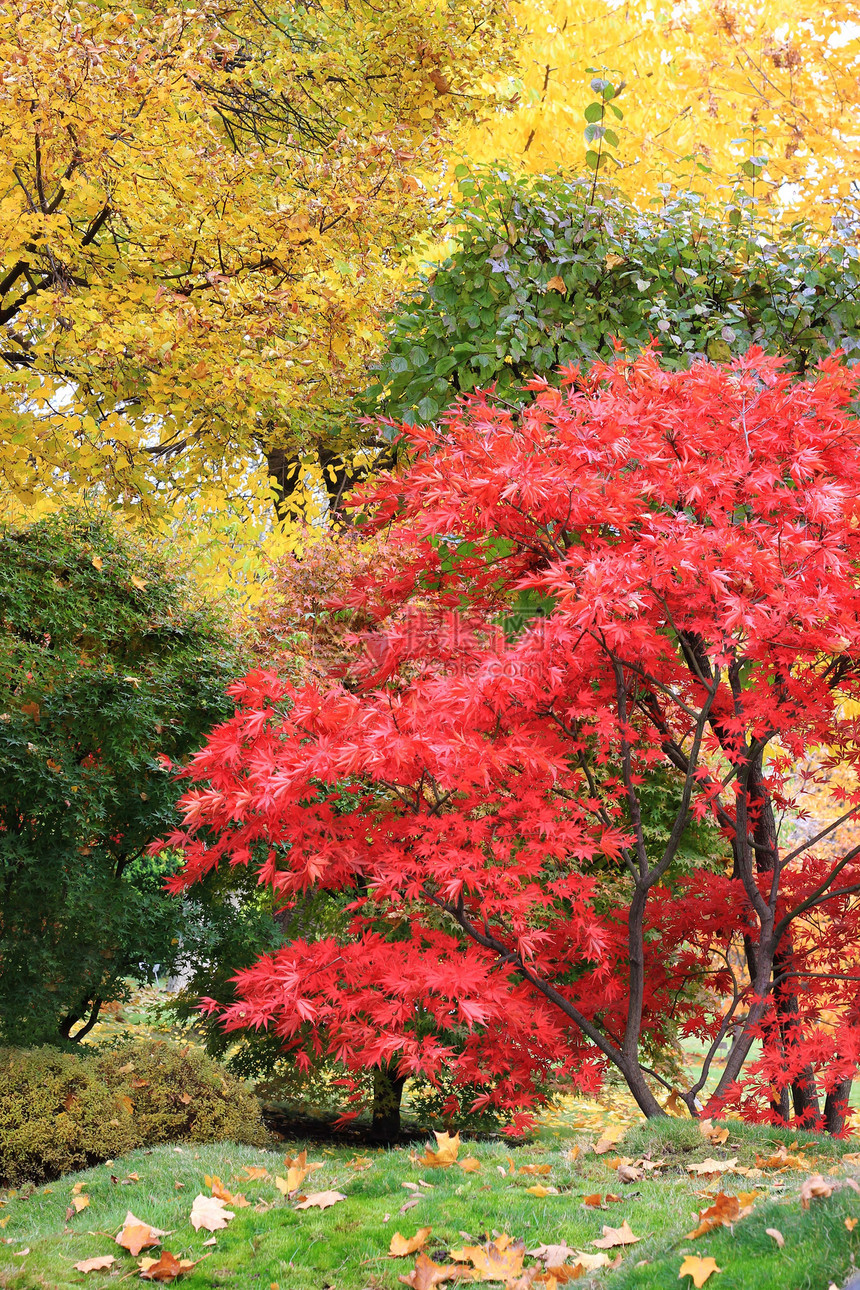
2, 1119, 860, 1290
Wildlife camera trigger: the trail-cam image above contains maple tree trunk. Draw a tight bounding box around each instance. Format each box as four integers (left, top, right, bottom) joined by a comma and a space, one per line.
370, 1061, 406, 1143
747, 764, 820, 1123
824, 1078, 853, 1135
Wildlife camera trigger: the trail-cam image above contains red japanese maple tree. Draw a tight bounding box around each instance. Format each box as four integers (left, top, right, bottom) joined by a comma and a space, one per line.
163, 349, 860, 1130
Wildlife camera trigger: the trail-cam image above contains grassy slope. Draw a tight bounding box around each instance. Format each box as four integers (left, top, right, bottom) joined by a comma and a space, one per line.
1, 1121, 859, 1290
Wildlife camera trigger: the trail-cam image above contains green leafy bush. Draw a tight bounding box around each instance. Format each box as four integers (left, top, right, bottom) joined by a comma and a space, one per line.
364, 168, 860, 426
0, 510, 240, 1046
0, 1040, 266, 1186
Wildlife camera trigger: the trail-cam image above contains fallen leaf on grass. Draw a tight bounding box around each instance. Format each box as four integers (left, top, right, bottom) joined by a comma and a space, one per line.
800, 1175, 833, 1208
190, 1194, 234, 1232
593, 1126, 625, 1155
519, 1164, 552, 1176
202, 1237, 217, 1247
281, 1150, 323, 1192
400, 1197, 422, 1214
458, 1158, 481, 1174
525, 1185, 558, 1197
204, 1175, 249, 1207
843, 1153, 860, 1166
73, 1255, 116, 1273
568, 1253, 613, 1271
592, 1221, 640, 1249
417, 1132, 460, 1169
116, 1212, 167, 1257
451, 1234, 525, 1281
139, 1251, 200, 1282
398, 1252, 459, 1289
755, 1146, 806, 1171
679, 1254, 721, 1286
390, 1227, 432, 1257
528, 1244, 579, 1266
67, 1194, 90, 1215
12, 1248, 29, 1256
240, 1166, 269, 1181
699, 1119, 729, 1147
687, 1158, 738, 1178
686, 1191, 755, 1239
72, 1182, 86, 1196
765, 1228, 784, 1248
295, 1190, 346, 1210
122, 1173, 140, 1184
617, 1164, 643, 1183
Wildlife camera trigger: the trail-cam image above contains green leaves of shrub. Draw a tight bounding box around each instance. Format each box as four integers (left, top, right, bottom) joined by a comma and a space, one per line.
362, 168, 860, 427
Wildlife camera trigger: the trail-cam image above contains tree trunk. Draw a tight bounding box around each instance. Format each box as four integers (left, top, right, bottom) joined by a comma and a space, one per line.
370, 1062, 407, 1143
824, 1078, 853, 1135
265, 447, 303, 521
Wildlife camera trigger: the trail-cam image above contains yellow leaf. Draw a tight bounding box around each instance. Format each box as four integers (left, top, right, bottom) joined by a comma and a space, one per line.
679, 1254, 721, 1286
458, 1158, 481, 1173
592, 1221, 640, 1248
74, 1255, 116, 1273
130, 575, 147, 590
546, 275, 566, 294
91, 556, 103, 571
416, 1131, 460, 1168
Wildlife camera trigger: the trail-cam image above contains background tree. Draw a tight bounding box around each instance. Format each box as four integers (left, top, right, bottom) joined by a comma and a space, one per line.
0, 0, 512, 532
464, 0, 860, 220
0, 510, 238, 1046
165, 350, 860, 1130
364, 168, 860, 429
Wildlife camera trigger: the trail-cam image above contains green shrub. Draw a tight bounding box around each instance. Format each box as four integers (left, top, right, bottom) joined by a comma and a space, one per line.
94, 1040, 266, 1151
0, 1040, 266, 1186
0, 1046, 138, 1186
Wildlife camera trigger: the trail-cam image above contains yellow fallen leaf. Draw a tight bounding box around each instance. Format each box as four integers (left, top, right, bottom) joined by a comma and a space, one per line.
846, 1218, 858, 1231
687, 1158, 738, 1177
593, 1125, 625, 1155
679, 1254, 721, 1286
130, 576, 147, 590
519, 1164, 552, 1176
389, 1227, 432, 1257
70, 1194, 90, 1213
398, 1251, 457, 1288
451, 1234, 525, 1280
417, 1131, 460, 1168
525, 1184, 558, 1197
91, 556, 103, 570
241, 1167, 269, 1181
72, 1182, 86, 1196
458, 1158, 481, 1173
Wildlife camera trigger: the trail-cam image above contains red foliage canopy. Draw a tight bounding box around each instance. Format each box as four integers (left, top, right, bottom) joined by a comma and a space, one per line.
163, 349, 860, 1129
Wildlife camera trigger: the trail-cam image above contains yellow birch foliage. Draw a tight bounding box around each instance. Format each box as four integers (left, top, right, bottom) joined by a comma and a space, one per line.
464, 0, 860, 217
0, 0, 512, 527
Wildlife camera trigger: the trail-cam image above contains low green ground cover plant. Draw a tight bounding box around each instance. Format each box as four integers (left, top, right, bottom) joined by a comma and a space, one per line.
1, 1120, 858, 1289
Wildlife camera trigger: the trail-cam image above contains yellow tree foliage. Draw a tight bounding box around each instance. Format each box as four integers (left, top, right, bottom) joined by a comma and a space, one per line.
0, 0, 512, 527
464, 0, 860, 217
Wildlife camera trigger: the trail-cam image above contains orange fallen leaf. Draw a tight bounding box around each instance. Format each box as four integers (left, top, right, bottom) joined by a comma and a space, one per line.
390, 1227, 432, 1257
74, 1255, 116, 1273
755, 1146, 805, 1171
584, 1194, 605, 1208
190, 1194, 234, 1231
699, 1120, 729, 1147
679, 1254, 721, 1286
417, 1132, 461, 1169
295, 1190, 346, 1210
800, 1174, 833, 1209
686, 1191, 754, 1239
398, 1251, 458, 1289
846, 1218, 858, 1232
451, 1234, 525, 1281
72, 1182, 86, 1196
240, 1166, 269, 1181
592, 1221, 640, 1249
115, 1212, 166, 1257
617, 1164, 643, 1183
69, 1194, 90, 1214
203, 1176, 249, 1208
139, 1250, 200, 1282
519, 1164, 552, 1176
91, 556, 103, 570
765, 1228, 784, 1248
593, 1126, 625, 1155
458, 1158, 481, 1174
